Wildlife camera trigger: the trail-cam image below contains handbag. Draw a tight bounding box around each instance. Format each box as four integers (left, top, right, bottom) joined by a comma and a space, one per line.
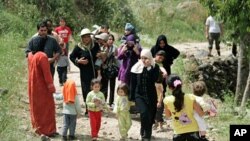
102, 54, 119, 79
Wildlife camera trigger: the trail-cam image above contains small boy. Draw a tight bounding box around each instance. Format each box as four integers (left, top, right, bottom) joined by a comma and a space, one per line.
57, 43, 69, 86
153, 50, 167, 131
193, 81, 216, 141
61, 80, 82, 141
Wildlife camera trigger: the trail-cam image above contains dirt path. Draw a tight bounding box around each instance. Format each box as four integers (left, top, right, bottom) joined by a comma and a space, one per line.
53, 61, 172, 141
174, 42, 232, 58
51, 42, 232, 141
52, 57, 176, 140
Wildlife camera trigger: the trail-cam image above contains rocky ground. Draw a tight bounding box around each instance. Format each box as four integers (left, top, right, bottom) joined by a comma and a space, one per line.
48, 42, 232, 141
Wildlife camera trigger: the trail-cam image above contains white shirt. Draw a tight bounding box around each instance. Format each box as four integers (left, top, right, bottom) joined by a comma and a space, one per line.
206, 16, 221, 33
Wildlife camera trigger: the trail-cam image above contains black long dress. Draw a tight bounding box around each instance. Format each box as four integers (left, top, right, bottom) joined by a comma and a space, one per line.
130, 64, 160, 140
69, 42, 100, 104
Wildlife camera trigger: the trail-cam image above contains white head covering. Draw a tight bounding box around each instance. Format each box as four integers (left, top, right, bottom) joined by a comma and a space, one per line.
131, 49, 155, 74
79, 28, 93, 36
95, 33, 109, 41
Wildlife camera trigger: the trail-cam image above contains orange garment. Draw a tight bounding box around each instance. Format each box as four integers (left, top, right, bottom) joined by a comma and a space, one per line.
63, 80, 77, 103
28, 52, 56, 136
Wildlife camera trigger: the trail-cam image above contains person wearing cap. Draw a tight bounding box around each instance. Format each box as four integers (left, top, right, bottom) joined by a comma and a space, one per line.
99, 34, 119, 106
94, 32, 109, 81
130, 49, 160, 140
151, 34, 180, 96
69, 28, 100, 115
121, 23, 140, 44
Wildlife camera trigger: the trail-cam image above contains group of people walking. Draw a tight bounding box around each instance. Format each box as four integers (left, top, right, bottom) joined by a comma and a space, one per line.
26, 18, 217, 141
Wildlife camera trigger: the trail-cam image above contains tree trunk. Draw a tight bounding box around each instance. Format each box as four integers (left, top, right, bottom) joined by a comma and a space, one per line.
234, 37, 249, 106
240, 63, 250, 109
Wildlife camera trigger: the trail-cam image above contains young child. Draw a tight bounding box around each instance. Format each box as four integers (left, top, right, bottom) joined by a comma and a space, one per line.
94, 33, 109, 80
61, 80, 82, 141
113, 83, 132, 140
193, 81, 216, 141
57, 42, 69, 86
86, 78, 109, 141
153, 50, 168, 132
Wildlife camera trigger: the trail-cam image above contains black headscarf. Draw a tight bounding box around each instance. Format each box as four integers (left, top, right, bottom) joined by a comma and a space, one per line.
150, 34, 180, 74
32, 36, 47, 54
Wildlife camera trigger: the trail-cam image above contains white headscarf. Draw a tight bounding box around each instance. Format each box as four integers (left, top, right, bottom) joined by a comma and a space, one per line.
131, 49, 155, 74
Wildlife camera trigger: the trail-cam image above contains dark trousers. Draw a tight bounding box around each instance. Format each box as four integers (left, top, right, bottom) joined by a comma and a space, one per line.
208, 33, 221, 50
62, 114, 77, 136
57, 66, 68, 84
80, 77, 91, 114
136, 98, 156, 139
80, 78, 91, 103
101, 77, 116, 106
80, 71, 94, 114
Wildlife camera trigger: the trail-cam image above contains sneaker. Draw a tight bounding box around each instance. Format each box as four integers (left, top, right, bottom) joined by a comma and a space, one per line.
92, 137, 97, 141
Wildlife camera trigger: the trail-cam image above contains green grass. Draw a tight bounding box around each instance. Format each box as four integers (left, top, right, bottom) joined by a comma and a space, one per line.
206, 95, 250, 141
124, 0, 207, 46
171, 58, 250, 141
0, 10, 39, 140
0, 33, 38, 140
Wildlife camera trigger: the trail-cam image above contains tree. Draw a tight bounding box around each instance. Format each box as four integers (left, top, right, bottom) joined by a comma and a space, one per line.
199, 0, 250, 109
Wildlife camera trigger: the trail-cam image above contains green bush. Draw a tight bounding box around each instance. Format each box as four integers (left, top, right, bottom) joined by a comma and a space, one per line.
0, 11, 30, 37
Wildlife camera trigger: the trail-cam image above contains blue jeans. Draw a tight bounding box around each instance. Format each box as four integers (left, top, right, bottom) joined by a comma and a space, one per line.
57, 66, 67, 84
62, 114, 77, 136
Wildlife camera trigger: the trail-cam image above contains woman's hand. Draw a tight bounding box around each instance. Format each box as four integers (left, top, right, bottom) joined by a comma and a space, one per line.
121, 44, 128, 52
78, 57, 89, 65
133, 44, 140, 55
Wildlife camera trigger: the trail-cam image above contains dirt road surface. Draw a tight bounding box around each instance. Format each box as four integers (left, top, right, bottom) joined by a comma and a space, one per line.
51, 42, 232, 141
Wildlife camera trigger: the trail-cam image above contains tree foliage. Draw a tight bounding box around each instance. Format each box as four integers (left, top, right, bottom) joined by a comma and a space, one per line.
199, 0, 250, 39
2, 0, 136, 33
199, 0, 250, 108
